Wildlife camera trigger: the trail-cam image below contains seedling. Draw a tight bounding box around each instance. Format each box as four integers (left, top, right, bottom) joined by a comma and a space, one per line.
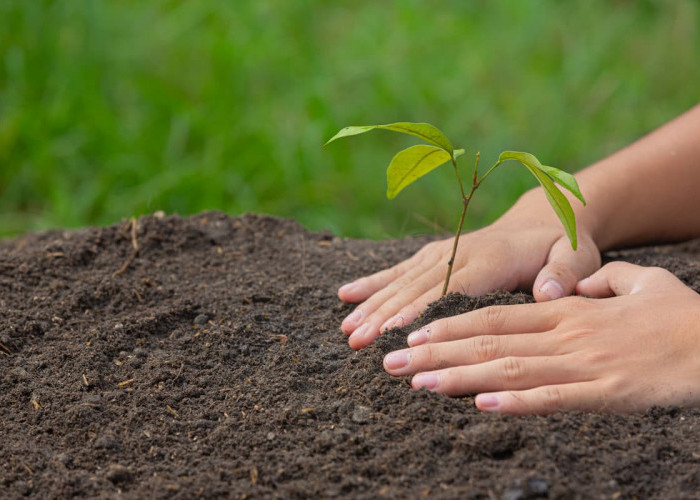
326, 122, 585, 296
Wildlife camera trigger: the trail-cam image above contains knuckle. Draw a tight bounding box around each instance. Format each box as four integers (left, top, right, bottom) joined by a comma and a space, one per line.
392, 276, 414, 289
601, 374, 626, 395
440, 318, 456, 341
644, 266, 673, 280
558, 327, 595, 347
559, 295, 593, 312
474, 335, 501, 362
579, 346, 613, 366
481, 306, 507, 331
542, 386, 565, 411
424, 344, 446, 369
500, 356, 525, 383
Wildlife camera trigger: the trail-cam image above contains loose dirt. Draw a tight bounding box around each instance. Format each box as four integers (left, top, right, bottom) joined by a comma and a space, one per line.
1, 212, 699, 498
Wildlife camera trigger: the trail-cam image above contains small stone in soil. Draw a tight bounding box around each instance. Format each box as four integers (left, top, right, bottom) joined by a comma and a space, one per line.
527, 478, 549, 495
13, 480, 32, 496
332, 427, 351, 444
194, 314, 209, 326
133, 347, 148, 358
128, 357, 143, 368
351, 406, 371, 424
94, 434, 120, 450
105, 464, 132, 484
503, 489, 525, 500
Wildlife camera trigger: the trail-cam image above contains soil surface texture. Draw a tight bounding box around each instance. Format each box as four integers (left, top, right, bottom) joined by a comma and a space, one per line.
1, 212, 700, 499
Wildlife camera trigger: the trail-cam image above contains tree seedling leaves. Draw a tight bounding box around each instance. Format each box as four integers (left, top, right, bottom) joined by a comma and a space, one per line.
325, 122, 454, 155
325, 121, 586, 295
386, 145, 452, 199
540, 164, 586, 205
497, 151, 582, 249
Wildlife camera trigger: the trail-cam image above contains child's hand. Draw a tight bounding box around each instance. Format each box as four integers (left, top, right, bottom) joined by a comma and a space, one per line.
339, 191, 601, 350
382, 262, 700, 414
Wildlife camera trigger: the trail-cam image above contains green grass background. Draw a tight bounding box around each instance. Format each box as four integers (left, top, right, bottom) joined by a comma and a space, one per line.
1, 0, 698, 240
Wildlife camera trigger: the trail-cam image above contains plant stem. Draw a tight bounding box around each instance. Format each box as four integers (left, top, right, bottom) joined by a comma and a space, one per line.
442, 153, 480, 296
451, 154, 467, 199
478, 158, 502, 184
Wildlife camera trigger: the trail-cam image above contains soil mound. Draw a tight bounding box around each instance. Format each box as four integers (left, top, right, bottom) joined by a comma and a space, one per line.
1, 212, 699, 498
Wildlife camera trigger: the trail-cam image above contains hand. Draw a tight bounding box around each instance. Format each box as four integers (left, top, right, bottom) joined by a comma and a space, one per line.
382, 262, 700, 414
339, 190, 602, 350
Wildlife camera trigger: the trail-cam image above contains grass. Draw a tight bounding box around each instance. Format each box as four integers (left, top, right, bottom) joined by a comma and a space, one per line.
1, 0, 699, 240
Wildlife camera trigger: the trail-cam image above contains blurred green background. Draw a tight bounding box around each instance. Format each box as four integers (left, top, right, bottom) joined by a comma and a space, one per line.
1, 0, 698, 240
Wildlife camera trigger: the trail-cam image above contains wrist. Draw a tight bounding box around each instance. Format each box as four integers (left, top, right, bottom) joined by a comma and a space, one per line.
512, 186, 604, 249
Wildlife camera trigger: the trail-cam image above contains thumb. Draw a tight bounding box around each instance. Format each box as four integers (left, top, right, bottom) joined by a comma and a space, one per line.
576, 261, 682, 298
533, 234, 601, 302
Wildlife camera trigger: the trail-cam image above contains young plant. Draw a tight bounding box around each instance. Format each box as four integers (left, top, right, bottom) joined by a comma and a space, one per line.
326, 122, 585, 296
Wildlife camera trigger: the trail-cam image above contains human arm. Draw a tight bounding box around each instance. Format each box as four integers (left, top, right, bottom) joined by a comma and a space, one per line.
340, 103, 700, 350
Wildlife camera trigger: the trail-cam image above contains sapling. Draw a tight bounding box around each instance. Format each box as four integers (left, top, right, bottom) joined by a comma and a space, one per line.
326, 122, 585, 296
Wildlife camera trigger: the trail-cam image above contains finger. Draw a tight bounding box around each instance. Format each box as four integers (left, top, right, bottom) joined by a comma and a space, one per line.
410, 355, 587, 396
575, 262, 682, 298
345, 261, 449, 346
338, 243, 440, 304
344, 275, 442, 348
347, 277, 430, 350
406, 301, 561, 347
374, 252, 523, 338
350, 255, 521, 350
384, 333, 555, 376
533, 234, 601, 302
340, 251, 443, 336
475, 381, 606, 415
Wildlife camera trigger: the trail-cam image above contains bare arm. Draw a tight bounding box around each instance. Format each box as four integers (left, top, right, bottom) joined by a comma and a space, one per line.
564, 102, 700, 249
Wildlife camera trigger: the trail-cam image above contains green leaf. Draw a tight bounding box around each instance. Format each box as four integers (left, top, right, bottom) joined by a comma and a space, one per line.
325, 122, 453, 154
386, 145, 452, 200
453, 148, 465, 160
498, 151, 581, 249
540, 165, 586, 205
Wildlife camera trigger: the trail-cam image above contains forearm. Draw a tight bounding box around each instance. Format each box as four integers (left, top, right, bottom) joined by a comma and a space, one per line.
519, 103, 700, 251
579, 103, 700, 249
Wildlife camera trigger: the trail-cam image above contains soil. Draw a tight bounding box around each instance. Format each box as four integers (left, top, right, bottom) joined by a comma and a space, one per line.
1, 212, 700, 499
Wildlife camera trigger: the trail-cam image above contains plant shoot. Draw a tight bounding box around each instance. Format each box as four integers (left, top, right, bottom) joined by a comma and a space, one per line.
326, 122, 585, 296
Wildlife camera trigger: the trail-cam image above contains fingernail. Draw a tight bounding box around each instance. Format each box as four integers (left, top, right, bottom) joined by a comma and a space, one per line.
412, 372, 439, 391
384, 349, 411, 370
407, 327, 430, 346
539, 279, 564, 300
348, 323, 370, 343
475, 393, 501, 412
342, 309, 363, 328
339, 282, 359, 294
380, 314, 403, 332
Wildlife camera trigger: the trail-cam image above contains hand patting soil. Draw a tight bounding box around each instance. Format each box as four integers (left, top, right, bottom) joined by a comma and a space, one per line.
1, 212, 699, 499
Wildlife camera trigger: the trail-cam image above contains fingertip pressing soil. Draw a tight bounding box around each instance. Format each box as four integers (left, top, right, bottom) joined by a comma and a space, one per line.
1, 212, 699, 499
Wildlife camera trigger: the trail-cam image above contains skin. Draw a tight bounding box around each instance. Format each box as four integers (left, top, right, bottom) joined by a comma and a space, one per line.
383, 262, 700, 414
339, 103, 700, 413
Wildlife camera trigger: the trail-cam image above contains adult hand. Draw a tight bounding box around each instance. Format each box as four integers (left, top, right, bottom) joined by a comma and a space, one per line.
339, 190, 601, 350
382, 262, 700, 414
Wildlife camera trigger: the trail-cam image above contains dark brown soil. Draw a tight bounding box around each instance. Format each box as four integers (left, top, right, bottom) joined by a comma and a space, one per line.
1, 212, 699, 499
